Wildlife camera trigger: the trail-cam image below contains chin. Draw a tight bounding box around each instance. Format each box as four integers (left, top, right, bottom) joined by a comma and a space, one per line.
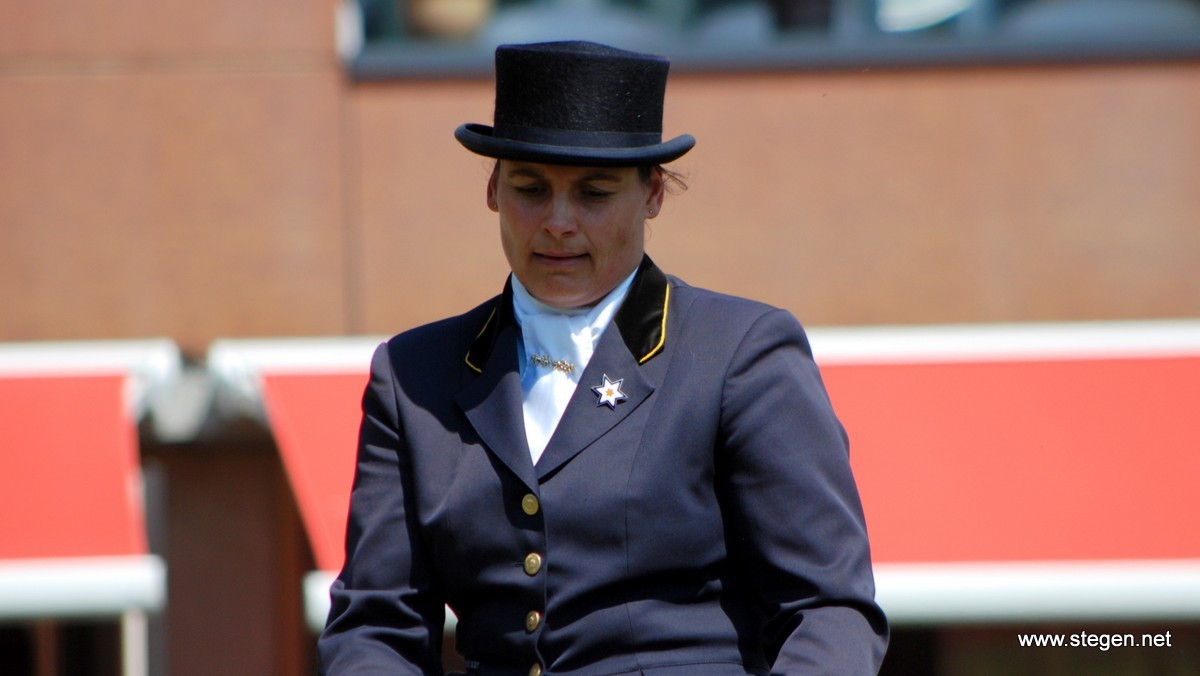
542, 296, 589, 310
537, 288, 596, 310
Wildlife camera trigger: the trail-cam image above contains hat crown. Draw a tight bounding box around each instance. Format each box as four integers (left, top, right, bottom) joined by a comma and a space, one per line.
454, 40, 694, 166
493, 41, 667, 137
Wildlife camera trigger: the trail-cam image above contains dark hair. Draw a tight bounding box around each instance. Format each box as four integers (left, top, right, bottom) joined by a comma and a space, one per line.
491, 159, 688, 194
640, 164, 689, 194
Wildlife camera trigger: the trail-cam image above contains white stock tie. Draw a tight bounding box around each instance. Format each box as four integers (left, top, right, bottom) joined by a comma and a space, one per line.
511, 272, 635, 463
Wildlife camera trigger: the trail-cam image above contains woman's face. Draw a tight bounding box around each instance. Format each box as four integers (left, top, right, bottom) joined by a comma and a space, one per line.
488, 160, 664, 309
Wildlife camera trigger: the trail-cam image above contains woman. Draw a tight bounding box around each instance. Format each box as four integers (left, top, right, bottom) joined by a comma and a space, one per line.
319, 41, 888, 675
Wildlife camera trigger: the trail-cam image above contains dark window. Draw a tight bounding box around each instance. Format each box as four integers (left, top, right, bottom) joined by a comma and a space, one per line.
348, 0, 1200, 78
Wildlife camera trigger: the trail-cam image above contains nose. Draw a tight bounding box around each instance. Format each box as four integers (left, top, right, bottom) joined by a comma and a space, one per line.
543, 194, 578, 238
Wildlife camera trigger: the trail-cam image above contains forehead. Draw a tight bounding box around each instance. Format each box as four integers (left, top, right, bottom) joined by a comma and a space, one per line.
498, 160, 635, 182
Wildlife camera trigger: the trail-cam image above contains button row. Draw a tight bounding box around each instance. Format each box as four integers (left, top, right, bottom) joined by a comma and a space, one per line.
521, 494, 544, 676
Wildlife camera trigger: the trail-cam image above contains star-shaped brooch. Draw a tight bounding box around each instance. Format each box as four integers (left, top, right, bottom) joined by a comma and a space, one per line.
591, 374, 627, 410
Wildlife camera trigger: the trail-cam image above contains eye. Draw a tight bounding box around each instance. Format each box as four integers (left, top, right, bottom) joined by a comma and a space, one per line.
580, 187, 614, 201
512, 184, 545, 197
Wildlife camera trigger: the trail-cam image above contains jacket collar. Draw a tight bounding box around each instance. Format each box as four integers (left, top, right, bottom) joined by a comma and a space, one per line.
463, 254, 670, 373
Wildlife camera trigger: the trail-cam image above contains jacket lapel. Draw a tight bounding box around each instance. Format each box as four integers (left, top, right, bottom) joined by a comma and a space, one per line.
455, 257, 673, 486
535, 256, 671, 478
533, 325, 653, 479
454, 288, 539, 491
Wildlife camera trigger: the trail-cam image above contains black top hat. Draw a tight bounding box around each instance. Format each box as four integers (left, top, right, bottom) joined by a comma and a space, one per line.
455, 41, 695, 166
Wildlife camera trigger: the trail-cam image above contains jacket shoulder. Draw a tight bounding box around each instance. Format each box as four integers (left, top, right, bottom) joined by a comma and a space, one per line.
664, 276, 815, 364
383, 295, 501, 364
667, 276, 795, 328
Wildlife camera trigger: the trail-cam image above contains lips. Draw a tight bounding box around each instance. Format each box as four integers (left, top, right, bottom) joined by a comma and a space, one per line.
534, 251, 587, 266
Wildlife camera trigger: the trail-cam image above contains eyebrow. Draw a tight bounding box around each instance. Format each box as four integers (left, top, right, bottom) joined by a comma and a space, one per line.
505, 168, 623, 183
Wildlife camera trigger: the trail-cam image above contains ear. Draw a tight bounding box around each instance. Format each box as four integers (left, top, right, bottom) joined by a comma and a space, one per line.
645, 167, 666, 219
486, 163, 500, 213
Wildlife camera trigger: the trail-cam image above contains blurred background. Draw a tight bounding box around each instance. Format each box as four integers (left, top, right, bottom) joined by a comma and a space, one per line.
2, 0, 1200, 674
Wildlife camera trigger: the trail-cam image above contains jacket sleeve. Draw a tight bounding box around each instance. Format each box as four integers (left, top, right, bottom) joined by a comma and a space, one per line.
318, 342, 446, 675
717, 309, 888, 675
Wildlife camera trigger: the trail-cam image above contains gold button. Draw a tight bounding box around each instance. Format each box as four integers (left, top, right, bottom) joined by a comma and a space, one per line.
529, 665, 542, 676
521, 493, 540, 516
523, 552, 543, 576
525, 610, 541, 632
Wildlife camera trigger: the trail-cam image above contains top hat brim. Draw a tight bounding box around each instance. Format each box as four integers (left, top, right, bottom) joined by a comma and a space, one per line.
455, 123, 695, 167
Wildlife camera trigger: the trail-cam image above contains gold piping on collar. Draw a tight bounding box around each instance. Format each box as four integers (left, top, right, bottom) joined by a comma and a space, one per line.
463, 261, 669, 373
637, 283, 669, 364
464, 306, 497, 373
